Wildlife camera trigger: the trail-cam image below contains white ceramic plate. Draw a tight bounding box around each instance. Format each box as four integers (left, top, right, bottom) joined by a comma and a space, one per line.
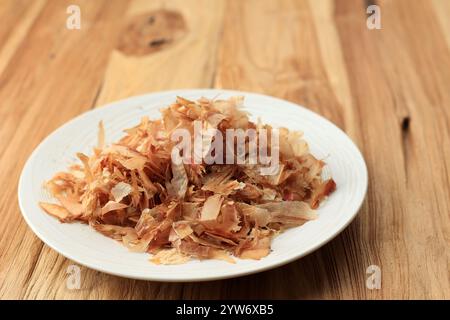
18, 89, 367, 282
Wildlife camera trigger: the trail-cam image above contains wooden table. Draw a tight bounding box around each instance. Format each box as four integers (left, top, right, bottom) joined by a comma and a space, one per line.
0, 0, 449, 300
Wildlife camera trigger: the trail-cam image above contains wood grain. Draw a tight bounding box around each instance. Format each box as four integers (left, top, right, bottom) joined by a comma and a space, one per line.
0, 0, 448, 299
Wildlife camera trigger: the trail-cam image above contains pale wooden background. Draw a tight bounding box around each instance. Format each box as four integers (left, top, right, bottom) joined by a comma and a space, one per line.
0, 0, 449, 299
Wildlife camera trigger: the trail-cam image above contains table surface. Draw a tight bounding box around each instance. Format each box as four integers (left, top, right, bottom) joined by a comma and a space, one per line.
0, 0, 449, 300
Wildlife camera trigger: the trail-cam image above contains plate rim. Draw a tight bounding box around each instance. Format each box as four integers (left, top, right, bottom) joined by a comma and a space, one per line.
18, 89, 368, 282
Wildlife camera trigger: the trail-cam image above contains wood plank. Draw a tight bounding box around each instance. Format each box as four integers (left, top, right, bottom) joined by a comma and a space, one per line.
22, 0, 226, 300
334, 0, 449, 298
0, 0, 46, 76
215, 0, 450, 299
432, 0, 450, 50
0, 0, 130, 299
95, 0, 225, 106
0, 0, 448, 299
215, 0, 371, 299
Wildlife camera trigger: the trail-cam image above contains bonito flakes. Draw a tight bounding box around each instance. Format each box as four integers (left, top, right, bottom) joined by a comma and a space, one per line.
39, 96, 336, 264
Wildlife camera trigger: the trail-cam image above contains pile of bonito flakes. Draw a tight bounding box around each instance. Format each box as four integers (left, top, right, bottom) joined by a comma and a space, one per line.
40, 96, 335, 264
